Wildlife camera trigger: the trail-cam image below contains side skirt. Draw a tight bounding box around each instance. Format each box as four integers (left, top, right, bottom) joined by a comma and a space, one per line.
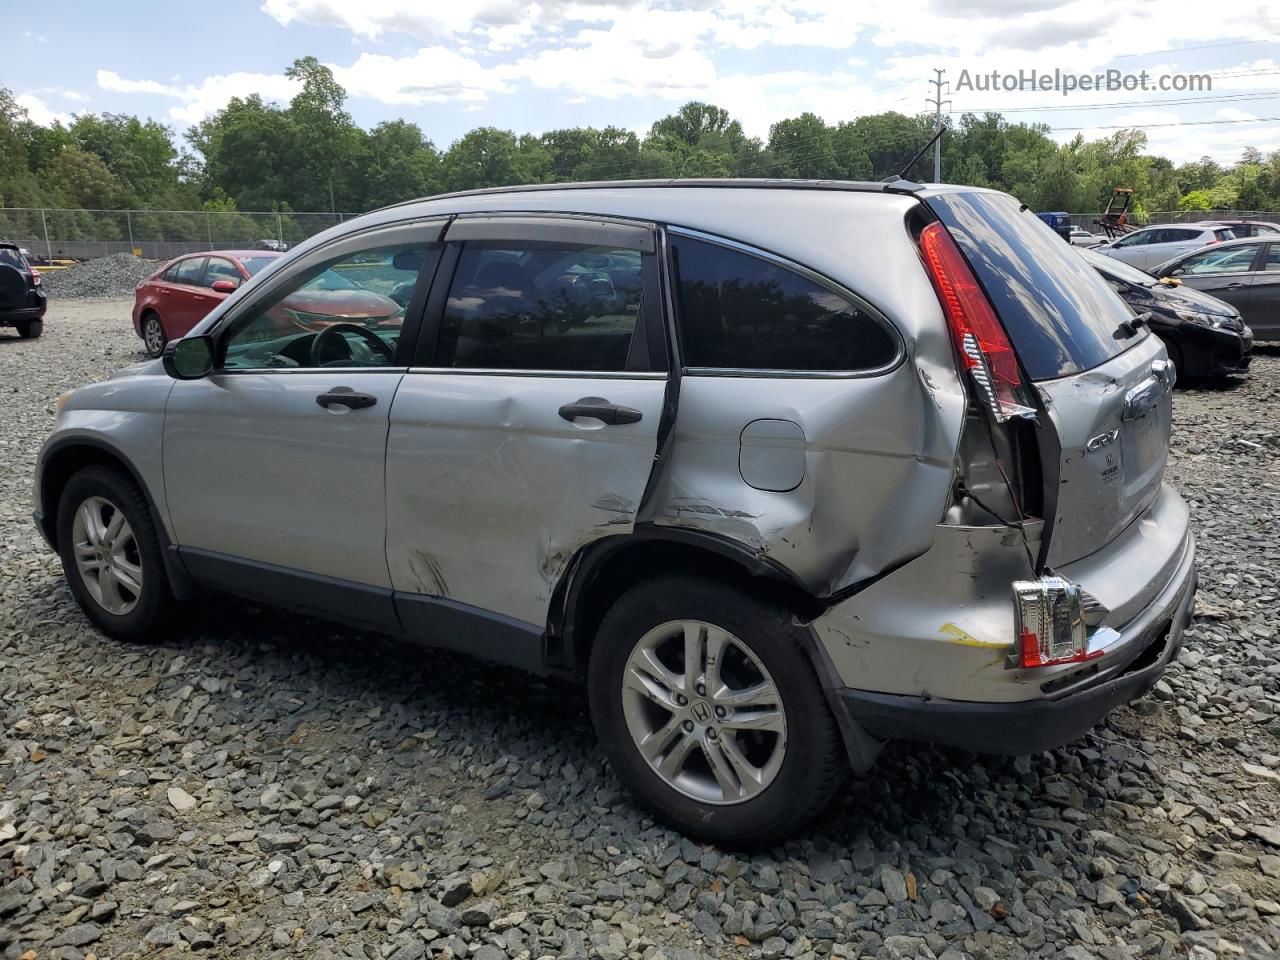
176, 547, 549, 673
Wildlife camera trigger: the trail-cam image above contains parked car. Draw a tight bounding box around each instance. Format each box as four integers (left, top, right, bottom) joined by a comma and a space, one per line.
1080, 247, 1252, 379
1202, 220, 1280, 239
0, 240, 47, 339
1068, 225, 1104, 248
36, 181, 1196, 845
1152, 236, 1280, 342
133, 250, 406, 358
1097, 223, 1235, 270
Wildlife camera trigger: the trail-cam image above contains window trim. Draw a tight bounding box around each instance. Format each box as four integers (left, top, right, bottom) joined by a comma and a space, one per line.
664, 226, 905, 379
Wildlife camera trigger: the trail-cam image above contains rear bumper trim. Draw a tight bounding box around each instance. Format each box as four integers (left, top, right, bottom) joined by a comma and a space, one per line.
836, 566, 1196, 756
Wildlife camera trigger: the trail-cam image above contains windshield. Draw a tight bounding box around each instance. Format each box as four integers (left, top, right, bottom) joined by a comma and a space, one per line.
239, 256, 277, 276
1079, 247, 1156, 286
926, 191, 1138, 381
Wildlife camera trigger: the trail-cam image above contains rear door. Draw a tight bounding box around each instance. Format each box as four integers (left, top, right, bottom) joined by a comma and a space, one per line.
167, 256, 209, 335
928, 192, 1174, 567
385, 215, 667, 630
1247, 243, 1280, 338
1169, 243, 1262, 319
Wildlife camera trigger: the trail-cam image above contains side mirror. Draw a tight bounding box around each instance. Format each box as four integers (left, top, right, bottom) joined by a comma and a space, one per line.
211, 279, 239, 293
163, 335, 215, 380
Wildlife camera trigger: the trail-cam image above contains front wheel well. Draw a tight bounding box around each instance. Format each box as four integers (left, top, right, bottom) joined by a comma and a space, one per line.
40, 443, 158, 545
552, 535, 824, 675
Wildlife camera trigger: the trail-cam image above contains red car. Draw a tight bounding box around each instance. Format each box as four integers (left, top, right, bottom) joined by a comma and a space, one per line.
133, 251, 282, 357
133, 250, 408, 357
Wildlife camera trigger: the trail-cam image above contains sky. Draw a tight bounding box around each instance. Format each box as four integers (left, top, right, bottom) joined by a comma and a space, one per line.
7, 0, 1280, 167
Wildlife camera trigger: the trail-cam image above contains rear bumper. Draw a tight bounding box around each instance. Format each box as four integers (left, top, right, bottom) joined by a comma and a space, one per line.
0, 303, 46, 324
834, 541, 1197, 756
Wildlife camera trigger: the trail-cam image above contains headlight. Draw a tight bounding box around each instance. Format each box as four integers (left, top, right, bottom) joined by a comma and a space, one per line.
1177, 311, 1232, 329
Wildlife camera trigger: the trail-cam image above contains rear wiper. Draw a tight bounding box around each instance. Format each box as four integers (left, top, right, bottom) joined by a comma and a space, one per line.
1115, 311, 1152, 339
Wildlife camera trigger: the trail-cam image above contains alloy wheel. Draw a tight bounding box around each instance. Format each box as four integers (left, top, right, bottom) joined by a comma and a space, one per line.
621, 619, 787, 805
71, 496, 143, 615
144, 317, 165, 356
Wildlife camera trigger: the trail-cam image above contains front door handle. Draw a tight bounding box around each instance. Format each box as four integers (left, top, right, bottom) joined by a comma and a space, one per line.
558, 396, 643, 425
1225, 282, 1247, 288
316, 387, 377, 410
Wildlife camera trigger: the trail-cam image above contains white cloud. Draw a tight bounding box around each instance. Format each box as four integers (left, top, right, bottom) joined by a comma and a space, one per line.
97, 69, 298, 124
15, 94, 72, 127
333, 49, 516, 104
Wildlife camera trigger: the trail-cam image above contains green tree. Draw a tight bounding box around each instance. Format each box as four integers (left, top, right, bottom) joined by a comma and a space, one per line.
363, 120, 441, 207
767, 113, 835, 179
284, 56, 364, 212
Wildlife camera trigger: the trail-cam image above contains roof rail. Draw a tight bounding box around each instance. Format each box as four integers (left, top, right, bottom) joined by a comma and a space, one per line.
372, 177, 926, 214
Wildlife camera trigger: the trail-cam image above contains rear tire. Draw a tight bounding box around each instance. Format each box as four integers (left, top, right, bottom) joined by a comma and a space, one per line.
17, 320, 42, 339
56, 466, 176, 644
142, 313, 166, 358
588, 575, 846, 847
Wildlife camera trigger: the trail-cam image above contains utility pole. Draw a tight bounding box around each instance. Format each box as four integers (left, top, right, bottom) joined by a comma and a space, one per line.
927, 69, 951, 183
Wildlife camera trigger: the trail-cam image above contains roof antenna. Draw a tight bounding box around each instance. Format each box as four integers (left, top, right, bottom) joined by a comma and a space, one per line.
883, 123, 947, 183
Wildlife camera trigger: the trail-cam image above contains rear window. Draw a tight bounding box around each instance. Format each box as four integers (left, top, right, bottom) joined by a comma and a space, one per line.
927, 191, 1137, 381
239, 256, 276, 276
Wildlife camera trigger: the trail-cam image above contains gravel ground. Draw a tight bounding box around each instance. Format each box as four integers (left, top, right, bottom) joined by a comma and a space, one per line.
2, 300, 1279, 960
39, 255, 163, 300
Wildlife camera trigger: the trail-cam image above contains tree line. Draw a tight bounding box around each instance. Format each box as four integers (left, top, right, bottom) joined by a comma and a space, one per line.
3, 55, 1280, 244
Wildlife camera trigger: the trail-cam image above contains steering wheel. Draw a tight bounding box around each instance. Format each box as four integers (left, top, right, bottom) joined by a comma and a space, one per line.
310, 322, 396, 367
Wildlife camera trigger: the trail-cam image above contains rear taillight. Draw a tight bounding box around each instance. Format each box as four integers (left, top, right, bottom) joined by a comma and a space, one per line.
1013, 578, 1103, 668
30, 269, 40, 286
918, 222, 1035, 423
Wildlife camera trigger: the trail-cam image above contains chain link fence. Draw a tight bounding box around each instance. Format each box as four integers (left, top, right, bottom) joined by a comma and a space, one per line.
1066, 209, 1276, 229
0, 208, 361, 262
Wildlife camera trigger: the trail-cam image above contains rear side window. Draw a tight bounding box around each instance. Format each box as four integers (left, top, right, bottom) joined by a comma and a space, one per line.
927, 191, 1136, 381
1164, 229, 1200, 242
175, 257, 206, 285
432, 243, 644, 372
671, 234, 898, 372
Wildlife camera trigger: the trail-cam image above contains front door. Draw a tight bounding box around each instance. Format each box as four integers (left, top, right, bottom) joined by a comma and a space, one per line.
163, 222, 444, 626
1171, 243, 1262, 319
385, 216, 667, 634
1247, 243, 1280, 339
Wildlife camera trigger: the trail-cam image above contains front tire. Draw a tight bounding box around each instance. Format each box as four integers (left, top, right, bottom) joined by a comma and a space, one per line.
142, 314, 166, 358
17, 319, 42, 339
56, 466, 176, 644
588, 575, 846, 847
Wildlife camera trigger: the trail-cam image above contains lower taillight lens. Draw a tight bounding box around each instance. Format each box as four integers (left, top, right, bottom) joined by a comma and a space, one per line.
918, 221, 1035, 423
1013, 577, 1103, 668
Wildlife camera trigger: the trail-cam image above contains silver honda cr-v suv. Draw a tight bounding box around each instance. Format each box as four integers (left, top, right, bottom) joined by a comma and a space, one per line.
34, 180, 1196, 846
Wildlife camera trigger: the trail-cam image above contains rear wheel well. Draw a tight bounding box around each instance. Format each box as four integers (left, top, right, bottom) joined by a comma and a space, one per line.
556, 537, 824, 674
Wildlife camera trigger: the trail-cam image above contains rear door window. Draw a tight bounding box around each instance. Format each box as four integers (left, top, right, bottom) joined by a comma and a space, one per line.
174, 257, 207, 286
670, 234, 898, 372
162, 262, 183, 283
1262, 245, 1280, 272
1214, 228, 1237, 242
926, 191, 1138, 381
432, 243, 645, 372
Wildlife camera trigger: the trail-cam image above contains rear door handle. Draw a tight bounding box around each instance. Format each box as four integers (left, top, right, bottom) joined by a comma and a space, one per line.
1225, 282, 1247, 288
558, 396, 643, 425
316, 387, 377, 410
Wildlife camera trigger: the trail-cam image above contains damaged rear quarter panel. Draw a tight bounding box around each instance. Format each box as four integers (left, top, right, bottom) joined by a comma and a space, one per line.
644, 224, 967, 598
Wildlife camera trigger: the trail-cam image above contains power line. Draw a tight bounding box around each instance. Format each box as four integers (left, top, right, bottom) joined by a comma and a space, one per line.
1048, 115, 1280, 132
955, 92, 1280, 114
1113, 37, 1280, 59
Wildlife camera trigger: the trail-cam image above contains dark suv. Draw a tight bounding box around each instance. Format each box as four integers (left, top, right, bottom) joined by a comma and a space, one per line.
0, 242, 47, 339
